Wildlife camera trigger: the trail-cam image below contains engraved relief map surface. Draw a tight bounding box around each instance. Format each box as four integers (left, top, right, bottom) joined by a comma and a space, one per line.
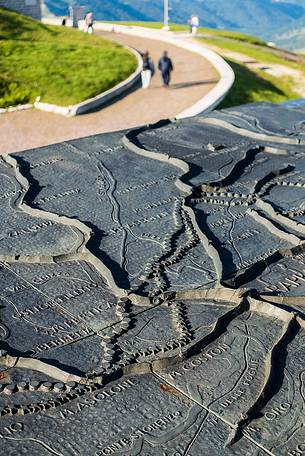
2, 102, 305, 455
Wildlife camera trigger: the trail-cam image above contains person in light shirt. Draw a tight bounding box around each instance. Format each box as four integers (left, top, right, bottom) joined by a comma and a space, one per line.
190, 14, 199, 35
141, 51, 155, 89
85, 11, 93, 34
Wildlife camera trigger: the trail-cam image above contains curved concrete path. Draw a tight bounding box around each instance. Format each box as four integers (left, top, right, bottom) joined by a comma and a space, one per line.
1, 31, 219, 154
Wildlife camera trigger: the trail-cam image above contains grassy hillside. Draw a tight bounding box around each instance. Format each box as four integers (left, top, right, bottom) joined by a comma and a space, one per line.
104, 21, 302, 107
0, 8, 137, 108
218, 60, 298, 108
196, 33, 303, 107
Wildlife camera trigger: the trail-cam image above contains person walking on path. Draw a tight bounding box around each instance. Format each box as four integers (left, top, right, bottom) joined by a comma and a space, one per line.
189, 15, 199, 35
85, 11, 94, 34
158, 51, 174, 87
141, 51, 155, 89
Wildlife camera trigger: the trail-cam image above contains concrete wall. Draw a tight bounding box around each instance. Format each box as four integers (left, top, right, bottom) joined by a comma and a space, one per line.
0, 0, 41, 20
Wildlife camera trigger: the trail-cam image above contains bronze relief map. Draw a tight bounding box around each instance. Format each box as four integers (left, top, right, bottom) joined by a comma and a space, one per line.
1, 102, 305, 455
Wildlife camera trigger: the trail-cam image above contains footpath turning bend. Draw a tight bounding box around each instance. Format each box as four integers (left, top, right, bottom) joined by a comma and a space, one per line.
1, 29, 219, 154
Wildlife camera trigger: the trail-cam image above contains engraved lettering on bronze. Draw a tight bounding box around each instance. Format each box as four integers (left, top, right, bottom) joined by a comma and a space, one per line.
2, 102, 305, 455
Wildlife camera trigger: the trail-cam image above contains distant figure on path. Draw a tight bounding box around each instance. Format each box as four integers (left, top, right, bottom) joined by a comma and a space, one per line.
158, 51, 174, 87
85, 12, 94, 34
62, 17, 67, 26
189, 14, 199, 35
141, 51, 155, 89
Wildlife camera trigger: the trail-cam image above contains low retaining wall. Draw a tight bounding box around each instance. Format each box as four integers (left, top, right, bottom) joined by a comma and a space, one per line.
0, 104, 33, 115
94, 23, 235, 118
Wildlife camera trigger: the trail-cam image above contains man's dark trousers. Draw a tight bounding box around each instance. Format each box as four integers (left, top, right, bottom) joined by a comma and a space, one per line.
162, 71, 170, 86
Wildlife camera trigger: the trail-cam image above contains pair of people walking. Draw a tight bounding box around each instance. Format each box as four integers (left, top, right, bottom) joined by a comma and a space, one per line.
141, 51, 174, 89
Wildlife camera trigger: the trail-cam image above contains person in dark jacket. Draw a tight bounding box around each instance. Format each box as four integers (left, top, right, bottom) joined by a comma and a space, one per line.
141, 51, 155, 89
158, 51, 174, 87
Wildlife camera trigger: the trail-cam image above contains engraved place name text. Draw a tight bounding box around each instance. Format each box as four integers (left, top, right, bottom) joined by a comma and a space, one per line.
36, 188, 80, 205
38, 300, 115, 336
227, 229, 260, 244
116, 174, 177, 195
6, 221, 56, 239
109, 212, 170, 235
264, 402, 290, 421
220, 359, 259, 408
34, 326, 93, 353
97, 411, 182, 455
30, 158, 63, 169
14, 281, 98, 319
59, 378, 135, 420
167, 343, 230, 380
90, 145, 124, 156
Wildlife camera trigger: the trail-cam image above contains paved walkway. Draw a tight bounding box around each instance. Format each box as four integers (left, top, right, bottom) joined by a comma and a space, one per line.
1, 31, 219, 154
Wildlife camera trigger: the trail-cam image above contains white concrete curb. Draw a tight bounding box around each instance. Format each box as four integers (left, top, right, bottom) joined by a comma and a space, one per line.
33, 101, 70, 116
0, 104, 33, 115
94, 23, 235, 118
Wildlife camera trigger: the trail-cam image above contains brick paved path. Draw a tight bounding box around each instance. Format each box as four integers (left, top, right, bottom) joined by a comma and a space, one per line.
1, 31, 219, 154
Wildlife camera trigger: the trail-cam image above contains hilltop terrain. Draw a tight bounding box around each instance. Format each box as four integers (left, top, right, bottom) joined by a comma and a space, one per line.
44, 0, 305, 50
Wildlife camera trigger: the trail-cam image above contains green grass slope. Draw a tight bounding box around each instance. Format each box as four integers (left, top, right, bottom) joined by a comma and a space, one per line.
218, 60, 298, 108
0, 8, 137, 108
197, 35, 302, 107
104, 21, 302, 107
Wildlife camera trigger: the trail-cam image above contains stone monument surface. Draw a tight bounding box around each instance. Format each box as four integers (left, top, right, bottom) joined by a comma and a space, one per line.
1, 102, 305, 455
